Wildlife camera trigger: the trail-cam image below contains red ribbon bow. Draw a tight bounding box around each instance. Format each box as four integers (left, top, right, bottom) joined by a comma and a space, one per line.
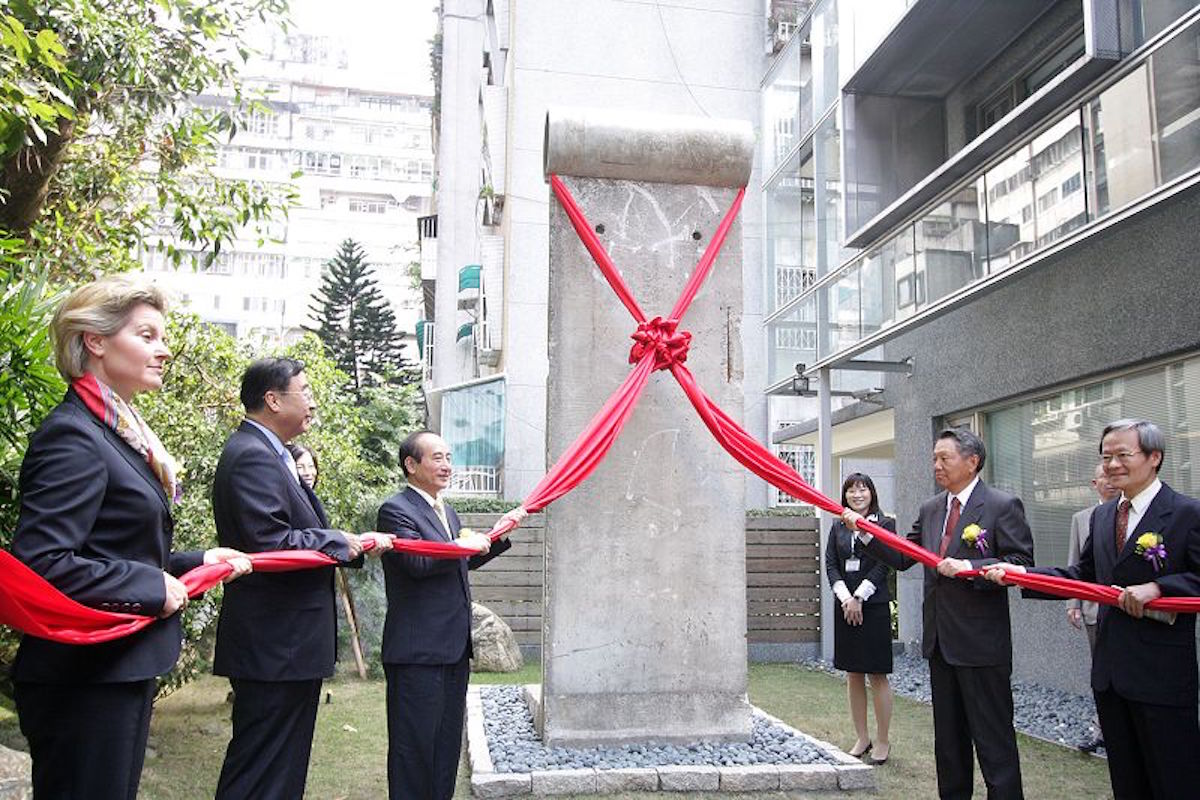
629, 316, 691, 371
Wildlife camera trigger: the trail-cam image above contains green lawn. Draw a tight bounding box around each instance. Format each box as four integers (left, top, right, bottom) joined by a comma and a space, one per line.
0, 663, 1112, 798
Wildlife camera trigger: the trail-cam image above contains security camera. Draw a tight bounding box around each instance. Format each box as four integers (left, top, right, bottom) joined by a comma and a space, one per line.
850, 387, 884, 403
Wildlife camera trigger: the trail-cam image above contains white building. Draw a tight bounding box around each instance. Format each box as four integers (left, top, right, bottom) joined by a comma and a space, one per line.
141, 31, 434, 346
422, 0, 771, 500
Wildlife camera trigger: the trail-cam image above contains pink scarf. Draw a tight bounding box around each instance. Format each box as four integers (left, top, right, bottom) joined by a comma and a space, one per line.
72, 372, 181, 502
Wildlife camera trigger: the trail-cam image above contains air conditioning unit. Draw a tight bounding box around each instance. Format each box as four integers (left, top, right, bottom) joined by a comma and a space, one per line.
1064, 410, 1083, 430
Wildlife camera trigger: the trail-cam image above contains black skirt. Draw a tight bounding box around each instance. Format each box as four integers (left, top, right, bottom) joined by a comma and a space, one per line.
832, 601, 893, 675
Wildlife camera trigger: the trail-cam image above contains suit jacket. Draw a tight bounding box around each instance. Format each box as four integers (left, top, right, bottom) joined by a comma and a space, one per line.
865, 480, 1035, 667
11, 390, 203, 684
376, 487, 510, 665
211, 421, 353, 681
1067, 505, 1100, 625
1033, 484, 1200, 707
826, 516, 896, 605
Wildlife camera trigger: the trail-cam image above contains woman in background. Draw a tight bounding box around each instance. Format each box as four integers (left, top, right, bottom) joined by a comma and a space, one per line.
825, 472, 896, 764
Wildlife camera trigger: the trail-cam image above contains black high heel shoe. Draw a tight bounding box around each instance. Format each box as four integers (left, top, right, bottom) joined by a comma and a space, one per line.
848, 741, 872, 758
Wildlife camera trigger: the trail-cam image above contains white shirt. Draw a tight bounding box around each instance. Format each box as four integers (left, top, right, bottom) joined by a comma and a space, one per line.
1121, 478, 1163, 536
834, 513, 882, 603
944, 475, 980, 536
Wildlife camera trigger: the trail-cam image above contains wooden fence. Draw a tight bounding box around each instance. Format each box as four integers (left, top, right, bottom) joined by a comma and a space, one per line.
461, 513, 821, 648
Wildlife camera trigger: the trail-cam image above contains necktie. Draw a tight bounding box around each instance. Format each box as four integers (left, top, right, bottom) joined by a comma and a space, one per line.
1115, 498, 1132, 553
939, 497, 962, 558
433, 497, 451, 537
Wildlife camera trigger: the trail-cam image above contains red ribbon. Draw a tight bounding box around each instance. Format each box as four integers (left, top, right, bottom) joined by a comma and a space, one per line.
5, 172, 1198, 645
630, 317, 691, 371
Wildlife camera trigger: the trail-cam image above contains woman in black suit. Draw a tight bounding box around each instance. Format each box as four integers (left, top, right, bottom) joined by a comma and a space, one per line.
10, 276, 250, 800
825, 472, 895, 764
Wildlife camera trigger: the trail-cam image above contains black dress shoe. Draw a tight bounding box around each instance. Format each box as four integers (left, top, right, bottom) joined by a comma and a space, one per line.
1078, 736, 1104, 754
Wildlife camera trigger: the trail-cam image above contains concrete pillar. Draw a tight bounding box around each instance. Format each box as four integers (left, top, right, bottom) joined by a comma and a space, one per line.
538, 107, 755, 747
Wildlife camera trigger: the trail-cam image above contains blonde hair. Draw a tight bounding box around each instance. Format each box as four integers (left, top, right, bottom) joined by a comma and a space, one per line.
51, 276, 168, 380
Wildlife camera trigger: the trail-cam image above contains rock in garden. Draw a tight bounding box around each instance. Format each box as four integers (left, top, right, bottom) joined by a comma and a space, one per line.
0, 744, 32, 800
471, 602, 523, 673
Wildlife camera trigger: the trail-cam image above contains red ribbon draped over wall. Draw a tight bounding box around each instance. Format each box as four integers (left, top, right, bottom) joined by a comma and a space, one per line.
3, 173, 1198, 645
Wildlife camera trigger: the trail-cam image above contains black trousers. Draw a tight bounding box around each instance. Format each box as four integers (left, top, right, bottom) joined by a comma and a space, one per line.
215, 678, 323, 800
15, 678, 156, 800
928, 648, 1024, 800
1095, 687, 1200, 800
385, 655, 470, 800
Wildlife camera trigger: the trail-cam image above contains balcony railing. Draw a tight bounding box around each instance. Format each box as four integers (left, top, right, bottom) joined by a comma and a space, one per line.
446, 465, 501, 497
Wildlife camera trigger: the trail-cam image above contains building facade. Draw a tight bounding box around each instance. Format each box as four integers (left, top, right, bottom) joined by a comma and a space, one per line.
142, 32, 434, 346
765, 0, 1200, 689
423, 0, 770, 499
425, 0, 1200, 686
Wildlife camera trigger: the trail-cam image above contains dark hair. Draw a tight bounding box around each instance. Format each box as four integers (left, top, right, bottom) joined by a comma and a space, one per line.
1100, 418, 1165, 474
841, 472, 882, 517
240, 357, 304, 412
398, 429, 436, 477
937, 427, 986, 474
287, 443, 319, 487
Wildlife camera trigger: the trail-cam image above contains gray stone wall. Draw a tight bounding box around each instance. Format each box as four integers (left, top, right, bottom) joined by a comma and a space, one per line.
541, 174, 751, 746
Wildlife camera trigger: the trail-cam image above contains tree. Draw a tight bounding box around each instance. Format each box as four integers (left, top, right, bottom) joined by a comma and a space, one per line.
0, 0, 297, 536
0, 0, 296, 280
0, 0, 297, 693
308, 238, 412, 403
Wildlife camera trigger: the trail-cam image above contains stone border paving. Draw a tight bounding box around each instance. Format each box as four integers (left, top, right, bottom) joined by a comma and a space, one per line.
466, 686, 874, 797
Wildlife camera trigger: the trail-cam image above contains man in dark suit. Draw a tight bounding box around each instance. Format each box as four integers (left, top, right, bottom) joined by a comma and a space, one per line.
845, 428, 1034, 800
377, 430, 518, 800
986, 419, 1200, 800
211, 358, 389, 799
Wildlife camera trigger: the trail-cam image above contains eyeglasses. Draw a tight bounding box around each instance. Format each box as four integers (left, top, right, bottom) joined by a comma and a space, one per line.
275, 388, 314, 400
1100, 450, 1143, 464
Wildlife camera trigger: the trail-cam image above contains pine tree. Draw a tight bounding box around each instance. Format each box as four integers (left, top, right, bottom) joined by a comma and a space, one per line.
308, 239, 411, 402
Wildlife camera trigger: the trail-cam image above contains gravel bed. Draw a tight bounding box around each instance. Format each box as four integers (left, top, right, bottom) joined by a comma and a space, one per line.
800, 654, 1104, 756
481, 685, 840, 773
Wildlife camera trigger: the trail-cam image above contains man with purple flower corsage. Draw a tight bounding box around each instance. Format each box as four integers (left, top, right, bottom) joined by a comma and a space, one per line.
985, 419, 1200, 800
843, 427, 1034, 800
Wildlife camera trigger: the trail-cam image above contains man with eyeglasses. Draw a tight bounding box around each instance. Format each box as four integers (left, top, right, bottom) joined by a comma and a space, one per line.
211, 357, 393, 799
986, 419, 1200, 800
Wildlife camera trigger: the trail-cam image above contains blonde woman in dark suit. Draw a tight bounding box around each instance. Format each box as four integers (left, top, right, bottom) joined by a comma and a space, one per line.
826, 472, 896, 764
11, 276, 250, 800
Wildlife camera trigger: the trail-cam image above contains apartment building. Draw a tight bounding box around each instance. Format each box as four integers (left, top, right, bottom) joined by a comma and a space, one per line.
142, 31, 433, 345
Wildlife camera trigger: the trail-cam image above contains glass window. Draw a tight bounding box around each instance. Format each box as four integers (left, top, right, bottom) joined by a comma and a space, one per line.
984, 352, 1200, 565
815, 114, 855, 273
1120, 0, 1199, 49
984, 147, 1035, 269
767, 296, 818, 387
1150, 17, 1200, 184
914, 182, 986, 305
812, 0, 839, 115
861, 225, 915, 334
1085, 64, 1156, 216
763, 36, 802, 176
1028, 112, 1087, 249
764, 148, 816, 313
442, 378, 506, 496
822, 264, 860, 358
